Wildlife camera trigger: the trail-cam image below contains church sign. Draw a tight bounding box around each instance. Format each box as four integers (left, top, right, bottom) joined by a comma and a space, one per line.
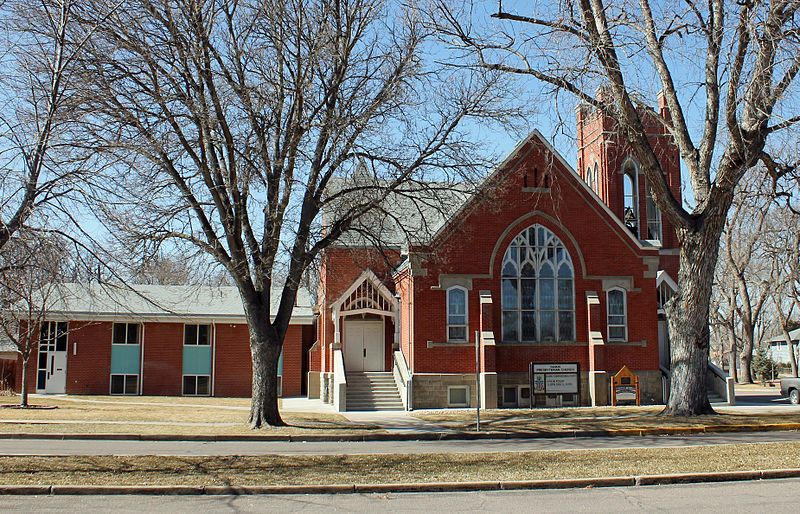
529, 362, 579, 395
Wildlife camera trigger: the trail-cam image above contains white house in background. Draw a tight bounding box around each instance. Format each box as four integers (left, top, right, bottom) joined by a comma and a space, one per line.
767, 328, 800, 364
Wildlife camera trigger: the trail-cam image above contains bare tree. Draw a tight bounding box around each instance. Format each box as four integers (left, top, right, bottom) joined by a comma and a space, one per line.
0, 0, 104, 249
765, 206, 800, 377
436, 0, 800, 415
71, 0, 514, 427
721, 173, 775, 383
0, 231, 70, 406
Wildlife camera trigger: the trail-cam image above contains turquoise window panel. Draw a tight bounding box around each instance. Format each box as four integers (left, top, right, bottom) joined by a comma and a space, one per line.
111, 344, 141, 374
183, 345, 212, 375
278, 351, 283, 375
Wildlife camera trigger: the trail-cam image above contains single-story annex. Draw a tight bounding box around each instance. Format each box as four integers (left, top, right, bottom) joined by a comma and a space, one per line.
16, 284, 315, 397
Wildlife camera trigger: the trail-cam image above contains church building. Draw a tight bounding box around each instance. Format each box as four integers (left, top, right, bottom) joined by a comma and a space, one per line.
310, 96, 681, 410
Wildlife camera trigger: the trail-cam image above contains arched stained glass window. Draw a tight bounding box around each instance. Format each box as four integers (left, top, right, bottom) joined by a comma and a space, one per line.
501, 224, 575, 342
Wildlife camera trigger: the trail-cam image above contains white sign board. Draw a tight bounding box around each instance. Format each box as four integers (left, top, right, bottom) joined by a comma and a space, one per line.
533, 363, 578, 374
545, 373, 579, 394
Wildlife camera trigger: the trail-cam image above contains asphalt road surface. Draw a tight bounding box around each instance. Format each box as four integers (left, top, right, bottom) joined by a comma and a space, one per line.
1, 430, 800, 456
3, 478, 798, 512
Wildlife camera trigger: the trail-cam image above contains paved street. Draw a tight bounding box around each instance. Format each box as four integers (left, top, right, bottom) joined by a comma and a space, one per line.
3, 478, 798, 512
1, 430, 799, 456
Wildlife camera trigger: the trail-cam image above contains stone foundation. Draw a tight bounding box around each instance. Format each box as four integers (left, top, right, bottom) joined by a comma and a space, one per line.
411, 374, 479, 409
409, 369, 663, 409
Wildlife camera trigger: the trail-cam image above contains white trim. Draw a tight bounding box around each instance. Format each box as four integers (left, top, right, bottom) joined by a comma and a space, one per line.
606, 287, 628, 342
139, 323, 145, 395
446, 285, 469, 343
39, 313, 315, 325
447, 385, 470, 407
330, 270, 398, 312
656, 270, 678, 292
211, 321, 216, 397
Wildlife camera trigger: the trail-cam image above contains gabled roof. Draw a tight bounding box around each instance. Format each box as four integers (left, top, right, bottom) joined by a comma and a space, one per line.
23, 283, 314, 324
327, 130, 651, 253
325, 178, 473, 248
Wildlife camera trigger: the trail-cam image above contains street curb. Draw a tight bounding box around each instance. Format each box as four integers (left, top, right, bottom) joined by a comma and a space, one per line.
1, 469, 799, 496
3, 422, 800, 442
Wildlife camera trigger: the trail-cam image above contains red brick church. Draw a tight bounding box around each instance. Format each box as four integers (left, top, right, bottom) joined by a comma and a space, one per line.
310, 97, 681, 410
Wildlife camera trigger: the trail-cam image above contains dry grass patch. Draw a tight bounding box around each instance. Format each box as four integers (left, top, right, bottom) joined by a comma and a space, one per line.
413, 406, 800, 433
0, 442, 798, 486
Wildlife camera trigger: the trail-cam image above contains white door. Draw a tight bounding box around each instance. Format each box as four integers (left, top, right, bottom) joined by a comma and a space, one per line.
344, 321, 384, 372
38, 321, 68, 394
45, 350, 67, 394
362, 323, 384, 371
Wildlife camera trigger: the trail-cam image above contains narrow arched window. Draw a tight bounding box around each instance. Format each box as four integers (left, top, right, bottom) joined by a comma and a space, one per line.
645, 179, 662, 242
501, 224, 575, 342
593, 163, 599, 193
447, 286, 468, 342
607, 288, 627, 341
622, 161, 639, 237
586, 166, 593, 190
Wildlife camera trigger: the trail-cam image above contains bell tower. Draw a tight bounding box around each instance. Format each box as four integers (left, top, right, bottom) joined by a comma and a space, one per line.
575, 92, 681, 252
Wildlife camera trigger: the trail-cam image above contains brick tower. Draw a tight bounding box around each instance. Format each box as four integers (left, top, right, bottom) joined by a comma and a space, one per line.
575, 93, 682, 279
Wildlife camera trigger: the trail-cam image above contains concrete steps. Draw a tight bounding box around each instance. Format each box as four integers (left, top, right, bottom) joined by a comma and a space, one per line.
345, 372, 404, 411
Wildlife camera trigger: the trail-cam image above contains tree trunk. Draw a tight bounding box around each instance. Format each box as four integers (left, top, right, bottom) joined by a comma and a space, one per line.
662, 229, 718, 416
727, 329, 738, 383
19, 355, 29, 408
740, 333, 755, 384
780, 325, 798, 379
248, 325, 285, 429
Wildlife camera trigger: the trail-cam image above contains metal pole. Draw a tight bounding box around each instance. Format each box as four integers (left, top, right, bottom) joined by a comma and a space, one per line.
475, 329, 480, 432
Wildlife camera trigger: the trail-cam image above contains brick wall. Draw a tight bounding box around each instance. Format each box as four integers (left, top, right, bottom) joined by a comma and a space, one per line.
67, 322, 113, 394
142, 322, 183, 395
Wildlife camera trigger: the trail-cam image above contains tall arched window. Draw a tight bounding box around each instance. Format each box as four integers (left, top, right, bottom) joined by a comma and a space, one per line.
622, 160, 639, 237
447, 286, 468, 342
586, 166, 593, 190
501, 224, 575, 342
645, 179, 662, 242
593, 163, 599, 193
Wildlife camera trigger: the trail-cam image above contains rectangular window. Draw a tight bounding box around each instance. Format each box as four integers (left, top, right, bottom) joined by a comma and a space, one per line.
183, 375, 211, 396
448, 386, 469, 407
502, 386, 518, 407
110, 374, 138, 395
112, 323, 140, 344
184, 324, 211, 345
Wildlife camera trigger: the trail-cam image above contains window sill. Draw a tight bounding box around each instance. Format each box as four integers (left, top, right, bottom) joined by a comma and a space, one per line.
427, 340, 472, 348
608, 340, 647, 347
497, 341, 588, 347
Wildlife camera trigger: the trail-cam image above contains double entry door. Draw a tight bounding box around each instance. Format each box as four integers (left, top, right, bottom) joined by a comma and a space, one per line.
344, 320, 384, 372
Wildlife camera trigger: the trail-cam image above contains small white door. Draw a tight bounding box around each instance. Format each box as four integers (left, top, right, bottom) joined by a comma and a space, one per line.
344, 320, 384, 372
45, 350, 67, 394
37, 321, 68, 394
